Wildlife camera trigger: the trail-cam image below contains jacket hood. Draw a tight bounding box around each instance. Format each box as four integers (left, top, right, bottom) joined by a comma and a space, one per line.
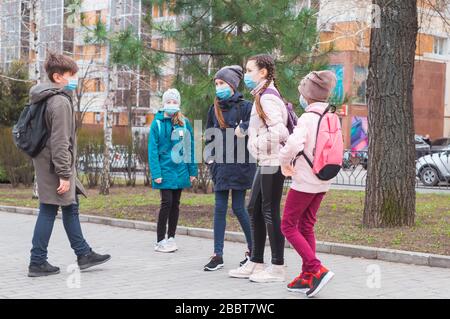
29, 82, 67, 104
306, 102, 330, 113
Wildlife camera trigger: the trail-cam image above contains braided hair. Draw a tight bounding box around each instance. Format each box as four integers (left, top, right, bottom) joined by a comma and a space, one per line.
247, 54, 285, 127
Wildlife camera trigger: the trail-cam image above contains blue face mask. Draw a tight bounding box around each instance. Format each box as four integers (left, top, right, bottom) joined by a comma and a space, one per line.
164, 107, 179, 117
299, 94, 309, 110
64, 78, 78, 91
244, 74, 257, 90
216, 86, 233, 100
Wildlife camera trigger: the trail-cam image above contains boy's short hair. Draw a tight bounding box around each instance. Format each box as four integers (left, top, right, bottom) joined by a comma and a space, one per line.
44, 52, 79, 82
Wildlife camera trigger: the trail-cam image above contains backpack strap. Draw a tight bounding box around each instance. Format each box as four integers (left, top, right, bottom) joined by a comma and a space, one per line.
261, 88, 286, 106
293, 150, 314, 168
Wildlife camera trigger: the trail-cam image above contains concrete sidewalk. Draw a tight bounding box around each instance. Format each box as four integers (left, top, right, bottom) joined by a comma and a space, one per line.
0, 211, 449, 299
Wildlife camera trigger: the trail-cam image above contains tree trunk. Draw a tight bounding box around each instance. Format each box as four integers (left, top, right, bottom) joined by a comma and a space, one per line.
29, 0, 41, 82
100, 91, 114, 195
100, 0, 122, 195
363, 0, 418, 227
30, 0, 41, 200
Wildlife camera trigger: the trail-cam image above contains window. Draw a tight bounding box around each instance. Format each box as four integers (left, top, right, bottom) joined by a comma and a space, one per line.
94, 45, 101, 59
45, 7, 60, 26
153, 1, 168, 17
122, 0, 134, 14
117, 72, 131, 89
114, 113, 121, 126
433, 37, 448, 56
92, 78, 102, 92
157, 78, 163, 92
151, 38, 164, 50
83, 78, 103, 93
5, 47, 18, 62
95, 112, 102, 124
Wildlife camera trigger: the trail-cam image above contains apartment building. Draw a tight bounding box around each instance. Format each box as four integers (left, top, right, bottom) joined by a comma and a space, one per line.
0, 0, 164, 133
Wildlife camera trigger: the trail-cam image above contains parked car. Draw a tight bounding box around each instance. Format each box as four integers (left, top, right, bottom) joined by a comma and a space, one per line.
415, 135, 431, 159
78, 150, 142, 173
431, 137, 450, 154
416, 151, 450, 186
342, 148, 368, 170
359, 147, 368, 170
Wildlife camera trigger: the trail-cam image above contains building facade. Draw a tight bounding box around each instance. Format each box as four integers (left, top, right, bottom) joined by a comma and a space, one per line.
1, 0, 448, 144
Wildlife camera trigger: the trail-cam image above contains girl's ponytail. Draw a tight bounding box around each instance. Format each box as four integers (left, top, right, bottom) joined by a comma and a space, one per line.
214, 97, 228, 129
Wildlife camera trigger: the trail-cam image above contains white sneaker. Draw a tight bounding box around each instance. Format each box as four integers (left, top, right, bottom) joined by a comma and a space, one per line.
249, 264, 286, 283
166, 237, 178, 252
229, 261, 265, 279
154, 239, 174, 253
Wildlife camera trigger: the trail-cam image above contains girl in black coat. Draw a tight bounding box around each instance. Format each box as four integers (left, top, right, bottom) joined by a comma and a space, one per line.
203, 65, 257, 271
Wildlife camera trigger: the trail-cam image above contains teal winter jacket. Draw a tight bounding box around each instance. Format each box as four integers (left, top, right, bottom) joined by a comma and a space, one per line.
148, 111, 198, 190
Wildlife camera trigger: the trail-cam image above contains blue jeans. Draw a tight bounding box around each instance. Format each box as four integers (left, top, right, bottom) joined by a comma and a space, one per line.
214, 190, 252, 257
30, 197, 91, 265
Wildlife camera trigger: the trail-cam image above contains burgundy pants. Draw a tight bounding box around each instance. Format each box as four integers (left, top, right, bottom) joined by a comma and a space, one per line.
281, 189, 325, 274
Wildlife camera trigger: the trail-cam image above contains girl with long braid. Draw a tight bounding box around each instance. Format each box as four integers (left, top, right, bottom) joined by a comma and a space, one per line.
229, 54, 289, 283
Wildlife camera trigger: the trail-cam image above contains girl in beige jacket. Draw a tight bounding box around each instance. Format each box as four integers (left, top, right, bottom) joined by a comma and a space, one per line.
229, 54, 289, 283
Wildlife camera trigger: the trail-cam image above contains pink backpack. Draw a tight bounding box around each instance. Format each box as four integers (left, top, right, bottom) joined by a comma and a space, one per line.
293, 105, 344, 181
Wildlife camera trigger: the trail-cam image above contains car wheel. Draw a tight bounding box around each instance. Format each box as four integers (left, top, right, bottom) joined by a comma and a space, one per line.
420, 167, 440, 186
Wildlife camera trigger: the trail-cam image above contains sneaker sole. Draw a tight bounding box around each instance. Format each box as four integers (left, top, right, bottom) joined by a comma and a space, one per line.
249, 277, 285, 283
229, 273, 251, 279
204, 264, 224, 271
28, 270, 60, 278
287, 287, 309, 294
155, 248, 177, 253
79, 256, 111, 271
307, 271, 335, 298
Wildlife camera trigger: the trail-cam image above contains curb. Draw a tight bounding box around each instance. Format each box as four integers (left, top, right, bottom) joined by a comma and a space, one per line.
1, 205, 449, 269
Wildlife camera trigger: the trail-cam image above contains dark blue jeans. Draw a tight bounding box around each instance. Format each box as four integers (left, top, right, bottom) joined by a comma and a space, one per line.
214, 190, 252, 257
30, 197, 91, 266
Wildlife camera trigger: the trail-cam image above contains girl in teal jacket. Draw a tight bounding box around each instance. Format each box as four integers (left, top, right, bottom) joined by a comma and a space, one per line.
148, 88, 198, 253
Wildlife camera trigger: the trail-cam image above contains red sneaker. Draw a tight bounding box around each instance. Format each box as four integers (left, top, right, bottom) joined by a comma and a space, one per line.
306, 265, 335, 298
287, 272, 313, 294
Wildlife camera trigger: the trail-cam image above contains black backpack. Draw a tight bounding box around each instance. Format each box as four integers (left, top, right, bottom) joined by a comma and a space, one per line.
12, 91, 68, 158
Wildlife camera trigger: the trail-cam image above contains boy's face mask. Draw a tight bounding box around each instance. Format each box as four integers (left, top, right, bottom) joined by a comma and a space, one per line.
64, 77, 79, 91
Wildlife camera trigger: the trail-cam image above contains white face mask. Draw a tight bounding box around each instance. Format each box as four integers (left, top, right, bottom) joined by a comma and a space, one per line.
299, 94, 309, 110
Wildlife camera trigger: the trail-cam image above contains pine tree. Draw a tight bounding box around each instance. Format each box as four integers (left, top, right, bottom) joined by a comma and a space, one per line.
147, 0, 322, 122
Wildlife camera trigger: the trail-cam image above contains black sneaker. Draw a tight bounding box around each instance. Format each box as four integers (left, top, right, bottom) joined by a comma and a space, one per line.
239, 252, 251, 267
204, 255, 224, 271
77, 250, 111, 270
28, 261, 60, 277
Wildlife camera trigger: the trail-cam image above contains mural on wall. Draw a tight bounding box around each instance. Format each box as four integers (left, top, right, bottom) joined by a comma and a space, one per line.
328, 64, 344, 104
351, 116, 369, 151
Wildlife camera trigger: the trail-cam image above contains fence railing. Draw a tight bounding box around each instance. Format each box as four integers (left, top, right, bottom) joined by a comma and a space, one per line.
284, 149, 450, 191
77, 147, 450, 191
